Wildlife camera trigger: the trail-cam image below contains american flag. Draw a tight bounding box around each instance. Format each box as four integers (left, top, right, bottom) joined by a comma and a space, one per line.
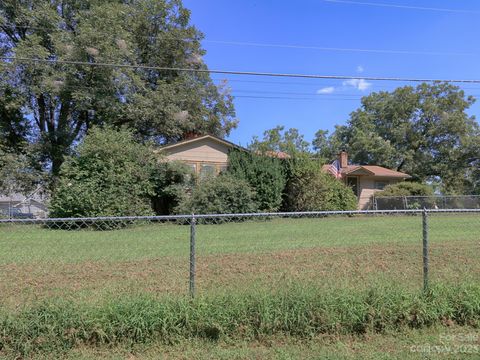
328, 159, 341, 179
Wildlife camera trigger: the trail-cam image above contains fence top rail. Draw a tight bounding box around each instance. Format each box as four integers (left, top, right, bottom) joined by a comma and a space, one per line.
1, 208, 480, 224
376, 195, 480, 199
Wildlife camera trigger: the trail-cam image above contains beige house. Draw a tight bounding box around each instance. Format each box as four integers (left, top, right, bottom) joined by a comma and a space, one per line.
159, 135, 410, 210
323, 152, 411, 209
158, 134, 245, 178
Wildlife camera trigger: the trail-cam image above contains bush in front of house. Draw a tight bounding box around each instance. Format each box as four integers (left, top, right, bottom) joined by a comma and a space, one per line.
375, 182, 434, 197
285, 162, 358, 212
174, 174, 258, 215
150, 161, 195, 215
50, 126, 155, 219
373, 181, 436, 210
227, 149, 286, 212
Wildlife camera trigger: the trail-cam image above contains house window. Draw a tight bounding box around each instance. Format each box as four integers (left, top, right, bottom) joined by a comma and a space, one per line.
346, 176, 359, 197
199, 164, 216, 179
374, 181, 389, 190
218, 164, 228, 174
187, 163, 197, 173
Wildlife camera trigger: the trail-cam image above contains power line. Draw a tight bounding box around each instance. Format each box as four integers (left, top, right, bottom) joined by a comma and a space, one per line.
233, 89, 362, 97
1, 24, 476, 57
234, 95, 363, 101
2, 56, 480, 84
322, 0, 480, 14
9, 77, 480, 98
204, 40, 477, 57
211, 77, 480, 91
3, 76, 478, 102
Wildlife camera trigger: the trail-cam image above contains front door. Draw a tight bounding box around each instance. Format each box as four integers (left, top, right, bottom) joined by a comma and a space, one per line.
346, 176, 359, 197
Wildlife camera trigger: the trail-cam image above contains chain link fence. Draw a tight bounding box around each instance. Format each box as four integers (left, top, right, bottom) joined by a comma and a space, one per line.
0, 209, 479, 307
374, 195, 480, 210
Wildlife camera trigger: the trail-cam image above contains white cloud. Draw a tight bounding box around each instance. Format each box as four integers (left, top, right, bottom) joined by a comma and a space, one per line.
317, 86, 335, 94
356, 65, 364, 73
342, 78, 372, 91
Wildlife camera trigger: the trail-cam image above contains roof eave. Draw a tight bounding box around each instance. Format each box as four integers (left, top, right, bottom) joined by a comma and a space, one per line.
156, 134, 248, 153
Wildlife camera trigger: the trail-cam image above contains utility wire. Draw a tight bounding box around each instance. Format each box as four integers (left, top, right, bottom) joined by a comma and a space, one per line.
2, 56, 480, 84
204, 40, 477, 57
210, 77, 480, 90
322, 0, 480, 14
4, 78, 479, 102
1, 24, 476, 57
234, 95, 362, 101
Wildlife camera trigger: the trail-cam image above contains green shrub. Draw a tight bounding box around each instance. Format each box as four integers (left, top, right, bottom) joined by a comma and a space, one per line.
376, 182, 434, 197
174, 174, 258, 215
227, 149, 286, 212
150, 161, 195, 215
285, 163, 357, 211
50, 127, 155, 218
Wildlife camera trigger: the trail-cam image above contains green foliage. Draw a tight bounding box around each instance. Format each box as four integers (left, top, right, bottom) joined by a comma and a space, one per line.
285, 162, 357, 211
49, 127, 154, 218
1, 284, 479, 357
0, 0, 236, 174
319, 82, 480, 194
249, 125, 310, 156
0, 86, 30, 151
227, 149, 286, 212
311, 129, 331, 163
150, 160, 195, 215
175, 174, 258, 215
0, 144, 45, 196
375, 182, 435, 197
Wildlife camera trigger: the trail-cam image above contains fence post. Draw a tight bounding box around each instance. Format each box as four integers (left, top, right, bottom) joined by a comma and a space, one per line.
422, 208, 429, 291
189, 213, 196, 297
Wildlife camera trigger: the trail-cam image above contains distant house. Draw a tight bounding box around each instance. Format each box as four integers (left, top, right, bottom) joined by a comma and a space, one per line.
0, 187, 48, 218
158, 134, 290, 179
322, 151, 411, 209
158, 135, 410, 210
157, 134, 247, 178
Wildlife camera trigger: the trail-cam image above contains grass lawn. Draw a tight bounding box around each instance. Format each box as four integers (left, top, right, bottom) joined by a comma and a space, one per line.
0, 214, 479, 359
0, 213, 478, 306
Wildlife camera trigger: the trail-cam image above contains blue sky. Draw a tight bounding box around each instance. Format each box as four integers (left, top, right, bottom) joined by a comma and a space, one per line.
183, 0, 480, 147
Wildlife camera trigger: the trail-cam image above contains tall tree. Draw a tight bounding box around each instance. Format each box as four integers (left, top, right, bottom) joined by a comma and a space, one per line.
0, 0, 237, 175
0, 144, 44, 196
249, 126, 310, 155
315, 82, 480, 193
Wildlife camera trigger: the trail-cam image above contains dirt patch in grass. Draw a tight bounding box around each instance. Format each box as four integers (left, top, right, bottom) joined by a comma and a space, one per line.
0, 241, 478, 307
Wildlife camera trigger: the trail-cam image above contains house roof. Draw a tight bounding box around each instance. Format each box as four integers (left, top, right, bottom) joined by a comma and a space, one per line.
0, 186, 48, 203
158, 134, 291, 158
158, 134, 248, 152
322, 164, 411, 179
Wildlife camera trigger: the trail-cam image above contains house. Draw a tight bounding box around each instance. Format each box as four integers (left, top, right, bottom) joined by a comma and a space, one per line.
159, 134, 410, 210
0, 187, 49, 218
322, 151, 411, 209
157, 134, 247, 178
158, 134, 291, 178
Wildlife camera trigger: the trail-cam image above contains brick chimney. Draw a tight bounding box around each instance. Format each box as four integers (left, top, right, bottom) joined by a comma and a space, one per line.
183, 131, 200, 140
338, 151, 348, 169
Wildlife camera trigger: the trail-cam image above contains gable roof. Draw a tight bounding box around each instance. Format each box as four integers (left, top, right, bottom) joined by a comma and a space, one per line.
322, 164, 411, 179
158, 134, 291, 159
354, 165, 411, 178
158, 134, 247, 152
